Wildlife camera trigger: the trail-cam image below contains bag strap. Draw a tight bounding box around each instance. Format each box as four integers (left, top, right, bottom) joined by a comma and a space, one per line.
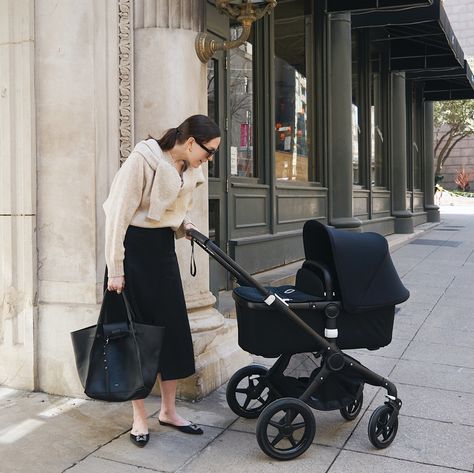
98, 289, 137, 328
190, 240, 197, 277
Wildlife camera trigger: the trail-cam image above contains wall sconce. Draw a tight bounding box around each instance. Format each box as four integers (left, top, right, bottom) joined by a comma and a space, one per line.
195, 0, 277, 63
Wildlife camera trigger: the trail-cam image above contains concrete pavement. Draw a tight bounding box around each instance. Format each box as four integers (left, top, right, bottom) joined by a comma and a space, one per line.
1, 204, 474, 473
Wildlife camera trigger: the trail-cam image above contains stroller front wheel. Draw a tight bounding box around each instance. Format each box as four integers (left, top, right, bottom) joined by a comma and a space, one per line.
340, 391, 363, 421
368, 404, 399, 448
226, 365, 275, 419
256, 398, 316, 461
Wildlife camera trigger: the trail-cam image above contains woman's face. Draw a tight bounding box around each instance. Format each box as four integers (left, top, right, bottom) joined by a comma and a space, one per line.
187, 136, 221, 168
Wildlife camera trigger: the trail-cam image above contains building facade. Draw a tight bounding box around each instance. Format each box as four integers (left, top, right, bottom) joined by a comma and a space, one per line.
1, 0, 472, 398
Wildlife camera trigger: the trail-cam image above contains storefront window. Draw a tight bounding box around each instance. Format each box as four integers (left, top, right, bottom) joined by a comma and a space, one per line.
413, 88, 422, 190
207, 59, 219, 178
229, 25, 255, 177
370, 48, 385, 187
352, 36, 362, 185
274, 0, 312, 182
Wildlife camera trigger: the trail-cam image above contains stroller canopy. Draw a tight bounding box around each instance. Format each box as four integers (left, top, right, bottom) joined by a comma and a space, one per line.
303, 220, 409, 313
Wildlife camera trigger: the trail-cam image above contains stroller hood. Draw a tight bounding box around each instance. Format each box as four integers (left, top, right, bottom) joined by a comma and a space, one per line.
303, 220, 409, 313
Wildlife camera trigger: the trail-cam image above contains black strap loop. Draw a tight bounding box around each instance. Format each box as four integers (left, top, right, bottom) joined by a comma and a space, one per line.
190, 240, 197, 277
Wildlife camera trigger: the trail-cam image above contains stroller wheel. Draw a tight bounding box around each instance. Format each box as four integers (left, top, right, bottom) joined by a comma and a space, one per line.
368, 404, 399, 448
226, 365, 275, 419
340, 391, 363, 421
256, 397, 316, 461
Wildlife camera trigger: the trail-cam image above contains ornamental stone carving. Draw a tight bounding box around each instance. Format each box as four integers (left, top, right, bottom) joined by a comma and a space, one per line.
119, 0, 134, 162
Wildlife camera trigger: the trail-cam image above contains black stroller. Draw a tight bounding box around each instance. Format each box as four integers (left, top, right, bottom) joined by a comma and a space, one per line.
188, 219, 409, 461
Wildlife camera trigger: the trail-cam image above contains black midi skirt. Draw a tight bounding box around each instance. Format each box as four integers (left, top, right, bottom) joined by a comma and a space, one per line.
104, 225, 195, 381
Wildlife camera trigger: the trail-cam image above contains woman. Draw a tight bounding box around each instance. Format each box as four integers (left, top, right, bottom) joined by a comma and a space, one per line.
103, 114, 220, 447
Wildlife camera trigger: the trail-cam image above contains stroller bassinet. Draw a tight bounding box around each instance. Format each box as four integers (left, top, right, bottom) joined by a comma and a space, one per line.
188, 220, 409, 461
233, 220, 409, 356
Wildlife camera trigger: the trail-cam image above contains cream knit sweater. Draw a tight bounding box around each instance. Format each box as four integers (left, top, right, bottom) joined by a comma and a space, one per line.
103, 139, 205, 277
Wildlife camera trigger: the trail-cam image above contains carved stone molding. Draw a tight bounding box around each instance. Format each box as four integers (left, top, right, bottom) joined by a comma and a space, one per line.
118, 0, 134, 162
134, 0, 203, 31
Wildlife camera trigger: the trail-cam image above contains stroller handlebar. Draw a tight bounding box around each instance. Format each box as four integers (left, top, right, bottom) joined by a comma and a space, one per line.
186, 228, 271, 296
186, 228, 210, 245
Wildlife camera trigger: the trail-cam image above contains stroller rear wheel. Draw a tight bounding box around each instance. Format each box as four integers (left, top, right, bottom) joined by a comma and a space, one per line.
256, 398, 316, 461
226, 365, 275, 419
368, 404, 399, 448
340, 391, 363, 421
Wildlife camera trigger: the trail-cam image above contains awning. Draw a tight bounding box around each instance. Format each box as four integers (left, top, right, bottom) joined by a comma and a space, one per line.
407, 61, 474, 100
326, 0, 432, 13
351, 0, 464, 72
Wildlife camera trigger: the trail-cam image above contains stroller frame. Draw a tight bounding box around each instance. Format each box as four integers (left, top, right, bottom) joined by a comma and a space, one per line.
188, 228, 403, 460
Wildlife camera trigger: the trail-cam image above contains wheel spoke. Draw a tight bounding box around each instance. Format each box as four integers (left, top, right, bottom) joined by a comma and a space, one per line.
288, 435, 297, 448
268, 420, 282, 429
257, 396, 266, 405
242, 396, 252, 410
271, 432, 285, 447
284, 409, 295, 424
235, 388, 249, 394
291, 422, 306, 431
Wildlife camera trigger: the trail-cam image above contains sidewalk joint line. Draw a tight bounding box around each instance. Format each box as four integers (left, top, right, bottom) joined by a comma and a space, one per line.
93, 454, 165, 472
60, 427, 135, 472
342, 447, 472, 472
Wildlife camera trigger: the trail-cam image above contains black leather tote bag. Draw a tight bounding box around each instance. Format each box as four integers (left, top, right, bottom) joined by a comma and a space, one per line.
71, 290, 164, 402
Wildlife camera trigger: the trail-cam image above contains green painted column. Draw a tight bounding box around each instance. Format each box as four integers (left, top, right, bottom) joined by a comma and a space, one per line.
329, 13, 361, 229
391, 72, 413, 233
424, 101, 440, 222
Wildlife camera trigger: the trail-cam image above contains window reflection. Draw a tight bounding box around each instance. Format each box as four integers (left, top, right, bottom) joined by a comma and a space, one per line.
352, 36, 361, 185
229, 25, 255, 177
274, 0, 311, 182
207, 59, 219, 177
371, 47, 385, 187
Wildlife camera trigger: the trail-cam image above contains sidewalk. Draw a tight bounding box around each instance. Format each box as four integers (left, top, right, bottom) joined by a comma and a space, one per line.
1, 205, 474, 473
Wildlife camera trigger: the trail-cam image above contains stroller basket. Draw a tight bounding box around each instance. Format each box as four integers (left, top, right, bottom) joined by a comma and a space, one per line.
233, 285, 395, 357
270, 354, 365, 411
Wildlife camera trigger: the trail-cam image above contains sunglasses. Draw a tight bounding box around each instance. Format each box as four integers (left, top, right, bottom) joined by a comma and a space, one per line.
195, 140, 218, 159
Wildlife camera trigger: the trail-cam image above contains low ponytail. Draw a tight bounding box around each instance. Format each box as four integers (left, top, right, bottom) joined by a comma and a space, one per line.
152, 115, 220, 152
155, 127, 180, 150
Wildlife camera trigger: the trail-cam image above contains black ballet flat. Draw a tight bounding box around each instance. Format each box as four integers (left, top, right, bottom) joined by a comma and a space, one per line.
129, 432, 150, 447
159, 420, 203, 435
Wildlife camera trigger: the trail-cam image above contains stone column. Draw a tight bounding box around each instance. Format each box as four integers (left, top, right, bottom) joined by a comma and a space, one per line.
133, 0, 251, 400
35, 0, 122, 396
391, 72, 413, 233
423, 101, 440, 222
329, 13, 361, 229
0, 0, 37, 390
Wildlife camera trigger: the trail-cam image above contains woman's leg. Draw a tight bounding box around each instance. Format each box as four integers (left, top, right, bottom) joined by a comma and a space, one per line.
131, 399, 149, 435
158, 375, 192, 426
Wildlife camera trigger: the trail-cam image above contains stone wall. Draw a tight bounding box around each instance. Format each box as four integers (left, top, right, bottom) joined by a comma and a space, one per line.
0, 0, 37, 390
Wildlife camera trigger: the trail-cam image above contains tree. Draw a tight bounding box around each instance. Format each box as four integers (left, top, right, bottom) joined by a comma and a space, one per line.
434, 100, 474, 177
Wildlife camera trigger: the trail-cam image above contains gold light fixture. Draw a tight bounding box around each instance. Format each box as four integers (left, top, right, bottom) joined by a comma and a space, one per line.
195, 0, 277, 63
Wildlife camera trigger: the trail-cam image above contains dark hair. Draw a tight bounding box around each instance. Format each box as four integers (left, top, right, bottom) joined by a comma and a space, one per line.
154, 114, 221, 151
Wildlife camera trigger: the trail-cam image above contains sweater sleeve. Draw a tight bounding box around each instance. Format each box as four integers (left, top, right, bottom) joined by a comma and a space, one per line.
103, 153, 144, 277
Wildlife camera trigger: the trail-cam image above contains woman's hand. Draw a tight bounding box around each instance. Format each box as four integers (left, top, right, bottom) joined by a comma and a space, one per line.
108, 276, 125, 294
184, 222, 198, 241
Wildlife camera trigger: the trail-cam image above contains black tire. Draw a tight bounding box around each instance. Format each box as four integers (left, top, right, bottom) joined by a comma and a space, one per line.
256, 398, 316, 461
368, 404, 399, 448
226, 365, 274, 419
340, 391, 363, 421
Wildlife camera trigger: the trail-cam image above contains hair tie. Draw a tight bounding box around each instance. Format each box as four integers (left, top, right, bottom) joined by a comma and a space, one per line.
175, 128, 181, 135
